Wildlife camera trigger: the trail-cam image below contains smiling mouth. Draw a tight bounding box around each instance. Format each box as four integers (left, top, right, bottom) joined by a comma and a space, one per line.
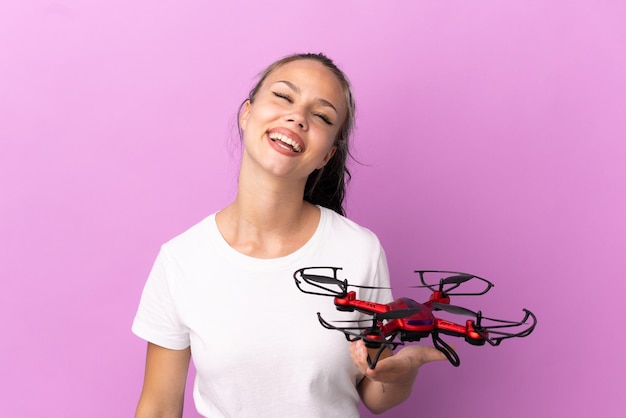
269, 132, 303, 153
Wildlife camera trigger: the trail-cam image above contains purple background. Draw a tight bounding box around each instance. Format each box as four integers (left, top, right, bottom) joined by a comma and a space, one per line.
1, 1, 625, 417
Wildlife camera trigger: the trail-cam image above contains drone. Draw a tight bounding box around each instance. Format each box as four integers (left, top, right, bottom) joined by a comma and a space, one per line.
293, 267, 536, 369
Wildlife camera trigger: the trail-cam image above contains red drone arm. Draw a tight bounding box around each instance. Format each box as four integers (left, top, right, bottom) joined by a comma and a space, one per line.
333, 291, 390, 315
434, 317, 488, 345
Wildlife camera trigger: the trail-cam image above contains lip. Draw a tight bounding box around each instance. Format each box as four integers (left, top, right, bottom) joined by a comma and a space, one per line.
266, 127, 306, 156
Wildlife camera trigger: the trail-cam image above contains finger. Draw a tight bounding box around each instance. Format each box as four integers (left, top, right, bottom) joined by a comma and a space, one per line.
423, 346, 449, 363
349, 341, 368, 373
363, 351, 408, 381
363, 345, 447, 383
397, 345, 448, 366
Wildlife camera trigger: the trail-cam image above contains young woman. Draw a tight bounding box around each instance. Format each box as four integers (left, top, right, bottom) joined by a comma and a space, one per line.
132, 53, 445, 417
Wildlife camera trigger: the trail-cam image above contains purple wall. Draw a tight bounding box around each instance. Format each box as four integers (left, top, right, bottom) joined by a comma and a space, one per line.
1, 1, 624, 417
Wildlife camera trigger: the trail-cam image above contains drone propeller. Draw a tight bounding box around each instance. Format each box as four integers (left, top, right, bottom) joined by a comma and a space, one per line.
294, 267, 391, 297
320, 317, 379, 331
301, 272, 388, 289
332, 318, 377, 323
432, 302, 529, 325
301, 273, 344, 286
413, 270, 494, 296
442, 274, 474, 285
431, 302, 477, 317
293, 267, 347, 297
409, 272, 472, 290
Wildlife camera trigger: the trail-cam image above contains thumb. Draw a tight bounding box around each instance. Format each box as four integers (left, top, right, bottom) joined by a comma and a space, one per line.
399, 344, 449, 367
422, 345, 449, 363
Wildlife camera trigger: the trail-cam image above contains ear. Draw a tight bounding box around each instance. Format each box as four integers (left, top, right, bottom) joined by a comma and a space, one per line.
239, 100, 251, 131
317, 146, 337, 170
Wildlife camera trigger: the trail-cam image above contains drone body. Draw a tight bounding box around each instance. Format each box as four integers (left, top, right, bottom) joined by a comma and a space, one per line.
294, 267, 536, 368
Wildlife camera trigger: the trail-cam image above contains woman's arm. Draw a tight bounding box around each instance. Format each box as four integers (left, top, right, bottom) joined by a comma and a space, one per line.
135, 343, 191, 418
353, 341, 446, 414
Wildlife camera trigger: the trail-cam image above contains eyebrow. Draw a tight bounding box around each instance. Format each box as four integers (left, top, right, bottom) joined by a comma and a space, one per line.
275, 80, 338, 114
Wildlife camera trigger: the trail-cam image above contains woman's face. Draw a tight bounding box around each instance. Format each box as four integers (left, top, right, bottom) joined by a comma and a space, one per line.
239, 59, 347, 182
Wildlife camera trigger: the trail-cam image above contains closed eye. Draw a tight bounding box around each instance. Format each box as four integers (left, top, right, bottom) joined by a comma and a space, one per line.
272, 91, 293, 102
273, 90, 333, 125
314, 112, 333, 126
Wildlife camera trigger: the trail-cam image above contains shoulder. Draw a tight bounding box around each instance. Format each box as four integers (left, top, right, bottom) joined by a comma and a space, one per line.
319, 207, 383, 252
317, 207, 391, 294
159, 213, 218, 259
321, 206, 380, 240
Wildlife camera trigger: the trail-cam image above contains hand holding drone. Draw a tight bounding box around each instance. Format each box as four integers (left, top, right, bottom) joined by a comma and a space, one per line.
293, 267, 536, 369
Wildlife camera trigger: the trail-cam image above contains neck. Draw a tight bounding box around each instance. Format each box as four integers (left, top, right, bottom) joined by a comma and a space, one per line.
233, 159, 310, 230
215, 158, 319, 258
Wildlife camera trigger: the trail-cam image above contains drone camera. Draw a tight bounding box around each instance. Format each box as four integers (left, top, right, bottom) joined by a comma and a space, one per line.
399, 331, 429, 342
364, 340, 383, 349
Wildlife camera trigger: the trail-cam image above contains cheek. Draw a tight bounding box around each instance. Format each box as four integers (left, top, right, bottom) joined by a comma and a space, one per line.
254, 99, 283, 118
247, 108, 280, 134
323, 127, 341, 149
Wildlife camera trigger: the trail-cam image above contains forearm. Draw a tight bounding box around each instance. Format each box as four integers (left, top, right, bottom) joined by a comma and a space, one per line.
358, 376, 416, 414
135, 343, 190, 418
135, 398, 184, 418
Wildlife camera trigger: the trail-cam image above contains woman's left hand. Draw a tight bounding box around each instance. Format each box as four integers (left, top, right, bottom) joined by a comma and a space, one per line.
350, 340, 447, 385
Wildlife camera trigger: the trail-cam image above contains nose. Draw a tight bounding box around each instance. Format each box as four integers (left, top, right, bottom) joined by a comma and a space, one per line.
287, 118, 305, 129
285, 109, 307, 130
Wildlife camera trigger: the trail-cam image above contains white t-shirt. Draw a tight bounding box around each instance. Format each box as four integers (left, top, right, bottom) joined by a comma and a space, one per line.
132, 206, 393, 417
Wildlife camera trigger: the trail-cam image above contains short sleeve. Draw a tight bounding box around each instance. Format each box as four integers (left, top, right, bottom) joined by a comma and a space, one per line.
360, 244, 394, 305
131, 247, 190, 350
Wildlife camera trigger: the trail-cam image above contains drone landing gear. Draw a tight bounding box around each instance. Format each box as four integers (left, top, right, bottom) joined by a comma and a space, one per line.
432, 332, 460, 367
364, 342, 390, 370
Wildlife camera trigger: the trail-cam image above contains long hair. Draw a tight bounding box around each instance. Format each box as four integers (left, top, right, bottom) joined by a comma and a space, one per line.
237, 53, 356, 216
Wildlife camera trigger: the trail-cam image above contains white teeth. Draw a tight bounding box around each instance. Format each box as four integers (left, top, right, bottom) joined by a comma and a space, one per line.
269, 132, 302, 153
